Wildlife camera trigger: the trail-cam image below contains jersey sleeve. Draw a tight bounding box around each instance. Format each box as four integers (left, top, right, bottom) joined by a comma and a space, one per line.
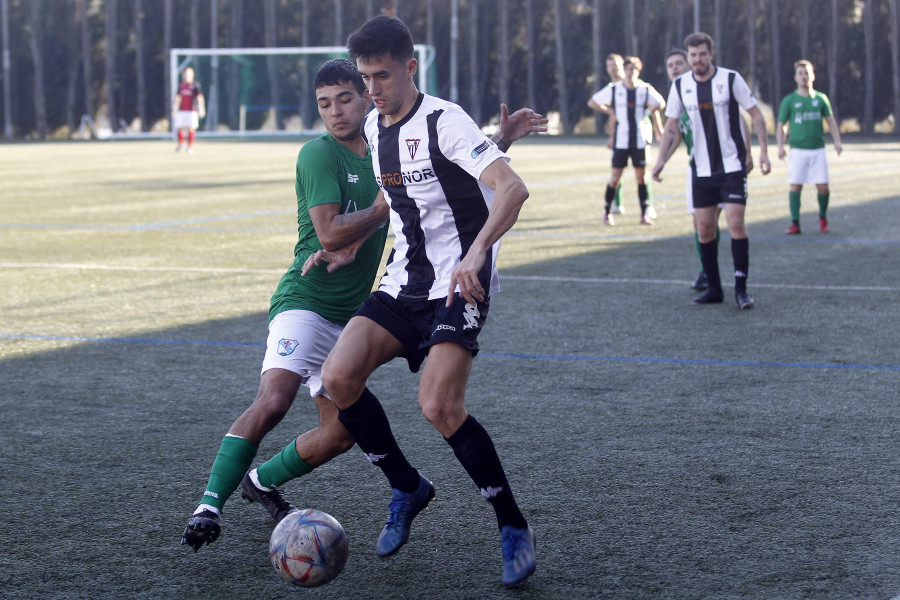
777, 95, 792, 124
819, 93, 833, 118
591, 84, 613, 107
731, 72, 757, 111
295, 139, 342, 209
664, 80, 684, 119
646, 84, 665, 110
437, 107, 509, 180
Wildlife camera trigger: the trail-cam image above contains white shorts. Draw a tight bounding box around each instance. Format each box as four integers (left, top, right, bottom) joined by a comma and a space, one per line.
788, 147, 829, 185
174, 110, 199, 130
260, 310, 344, 399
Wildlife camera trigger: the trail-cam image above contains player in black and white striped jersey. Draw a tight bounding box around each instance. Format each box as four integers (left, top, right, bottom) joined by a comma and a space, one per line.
652, 32, 771, 309
311, 15, 537, 588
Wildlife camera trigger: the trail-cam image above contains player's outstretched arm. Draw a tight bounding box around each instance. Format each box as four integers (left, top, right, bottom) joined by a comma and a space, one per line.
491, 104, 548, 152
741, 114, 754, 173
447, 159, 528, 307
776, 120, 788, 160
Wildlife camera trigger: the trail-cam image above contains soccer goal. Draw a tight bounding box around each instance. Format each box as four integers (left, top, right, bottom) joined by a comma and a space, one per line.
169, 45, 436, 138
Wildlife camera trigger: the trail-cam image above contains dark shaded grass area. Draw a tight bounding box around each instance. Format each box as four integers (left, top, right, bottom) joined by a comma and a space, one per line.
2, 200, 898, 600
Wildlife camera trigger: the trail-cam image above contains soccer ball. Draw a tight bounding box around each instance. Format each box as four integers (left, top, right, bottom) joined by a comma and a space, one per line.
269, 509, 349, 587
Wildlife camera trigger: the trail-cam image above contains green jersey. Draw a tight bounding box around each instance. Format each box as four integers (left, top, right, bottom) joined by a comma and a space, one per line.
777, 90, 833, 150
678, 112, 693, 156
269, 134, 387, 326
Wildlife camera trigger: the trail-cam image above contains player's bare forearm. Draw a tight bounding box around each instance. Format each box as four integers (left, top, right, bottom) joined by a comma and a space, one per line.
827, 116, 843, 155
750, 111, 771, 174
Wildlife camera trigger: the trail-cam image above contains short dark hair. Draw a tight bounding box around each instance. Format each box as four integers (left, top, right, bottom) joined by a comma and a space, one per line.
347, 15, 414, 63
684, 32, 714, 52
624, 56, 643, 72
665, 48, 687, 62
313, 58, 366, 94
795, 59, 814, 71
606, 53, 623, 62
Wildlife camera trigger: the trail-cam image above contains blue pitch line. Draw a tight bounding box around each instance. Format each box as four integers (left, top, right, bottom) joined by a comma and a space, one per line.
2, 333, 897, 372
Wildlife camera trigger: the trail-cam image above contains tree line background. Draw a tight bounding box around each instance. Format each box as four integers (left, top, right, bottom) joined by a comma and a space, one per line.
5, 0, 900, 139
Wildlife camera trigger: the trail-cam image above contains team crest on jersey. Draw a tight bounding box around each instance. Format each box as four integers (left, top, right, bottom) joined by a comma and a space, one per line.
406, 138, 420, 160
277, 338, 299, 356
812, 99, 819, 107
716, 84, 724, 94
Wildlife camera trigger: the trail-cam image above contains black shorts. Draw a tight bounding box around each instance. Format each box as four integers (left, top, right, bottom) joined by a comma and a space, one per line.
692, 170, 747, 208
612, 147, 647, 169
355, 290, 490, 373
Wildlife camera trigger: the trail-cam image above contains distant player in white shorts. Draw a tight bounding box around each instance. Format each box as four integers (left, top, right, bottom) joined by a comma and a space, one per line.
777, 60, 842, 234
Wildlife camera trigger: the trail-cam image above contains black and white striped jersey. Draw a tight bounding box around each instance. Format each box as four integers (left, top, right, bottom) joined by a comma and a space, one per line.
362, 93, 509, 301
665, 67, 756, 177
591, 81, 664, 150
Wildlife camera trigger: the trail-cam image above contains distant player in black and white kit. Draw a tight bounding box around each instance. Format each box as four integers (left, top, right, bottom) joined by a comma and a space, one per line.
310, 15, 536, 587
652, 32, 771, 309
589, 55, 664, 225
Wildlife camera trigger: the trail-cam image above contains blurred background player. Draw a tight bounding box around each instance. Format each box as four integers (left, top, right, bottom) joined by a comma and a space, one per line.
173, 66, 205, 154
588, 53, 626, 215
776, 60, 842, 234
589, 55, 664, 225
652, 32, 770, 309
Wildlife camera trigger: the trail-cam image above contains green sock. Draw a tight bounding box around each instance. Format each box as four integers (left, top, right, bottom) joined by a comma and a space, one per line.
257, 438, 315, 489
789, 190, 801, 222
615, 183, 622, 207
199, 435, 257, 513
817, 192, 829, 218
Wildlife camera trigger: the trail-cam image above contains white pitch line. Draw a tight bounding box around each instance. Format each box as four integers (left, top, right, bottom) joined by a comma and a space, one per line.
1, 262, 896, 292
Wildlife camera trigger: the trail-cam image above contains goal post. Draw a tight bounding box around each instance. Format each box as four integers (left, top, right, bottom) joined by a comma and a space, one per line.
169, 45, 436, 138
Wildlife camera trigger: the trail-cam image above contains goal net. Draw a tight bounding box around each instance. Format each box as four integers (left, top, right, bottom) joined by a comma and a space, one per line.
169, 45, 436, 137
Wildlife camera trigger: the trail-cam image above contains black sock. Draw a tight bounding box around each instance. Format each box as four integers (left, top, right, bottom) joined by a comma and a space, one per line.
732, 237, 749, 293
337, 388, 419, 493
445, 415, 527, 530
698, 240, 721, 291
638, 183, 648, 215
604, 185, 616, 214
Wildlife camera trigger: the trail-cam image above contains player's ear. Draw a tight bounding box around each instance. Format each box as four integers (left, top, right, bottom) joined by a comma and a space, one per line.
362, 89, 371, 106
407, 57, 418, 78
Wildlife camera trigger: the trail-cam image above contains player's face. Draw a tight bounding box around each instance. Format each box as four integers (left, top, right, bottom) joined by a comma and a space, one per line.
666, 54, 689, 81
795, 65, 814, 89
183, 68, 194, 83
356, 53, 417, 120
688, 44, 714, 78
316, 82, 369, 143
607, 58, 624, 81
624, 63, 639, 83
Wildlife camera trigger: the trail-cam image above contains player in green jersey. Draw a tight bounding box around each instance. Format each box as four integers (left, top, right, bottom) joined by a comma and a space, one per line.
181, 58, 546, 552
777, 60, 842, 234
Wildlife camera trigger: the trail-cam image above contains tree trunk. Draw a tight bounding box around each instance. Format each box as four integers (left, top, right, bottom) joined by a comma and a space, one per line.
891, 0, 900, 134
105, 0, 117, 132
426, 0, 434, 47
799, 0, 810, 58
525, 0, 536, 111
190, 0, 200, 47
498, 0, 509, 106
81, 0, 94, 135
265, 0, 282, 129
553, 0, 571, 133
66, 0, 80, 136
207, 0, 219, 131
828, 0, 839, 122
593, 0, 603, 134
28, 0, 46, 139
300, 0, 314, 129
228, 0, 242, 129
164, 0, 172, 123
714, 0, 724, 65
468, 0, 481, 123
135, 0, 147, 131
862, 0, 874, 133
450, 0, 459, 103
768, 0, 781, 111
748, 0, 756, 93
334, 0, 343, 46
366, 0, 374, 20
625, 0, 635, 55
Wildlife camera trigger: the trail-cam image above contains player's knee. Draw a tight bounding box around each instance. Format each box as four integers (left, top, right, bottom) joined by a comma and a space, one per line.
252, 388, 294, 421
419, 396, 464, 433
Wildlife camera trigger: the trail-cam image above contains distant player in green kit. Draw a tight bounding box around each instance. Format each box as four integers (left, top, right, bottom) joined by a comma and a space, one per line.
777, 60, 842, 234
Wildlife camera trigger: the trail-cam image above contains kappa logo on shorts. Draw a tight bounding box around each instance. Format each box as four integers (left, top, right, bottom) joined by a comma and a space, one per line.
463, 303, 480, 330
277, 338, 299, 356
434, 324, 456, 333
